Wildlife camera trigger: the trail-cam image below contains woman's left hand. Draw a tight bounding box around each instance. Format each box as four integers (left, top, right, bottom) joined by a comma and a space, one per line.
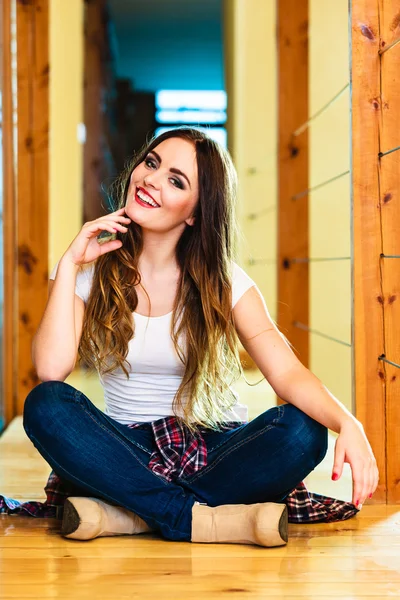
331, 418, 379, 509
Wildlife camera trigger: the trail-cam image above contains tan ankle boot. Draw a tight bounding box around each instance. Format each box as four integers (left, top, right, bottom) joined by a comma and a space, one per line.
61, 497, 153, 540
191, 502, 288, 547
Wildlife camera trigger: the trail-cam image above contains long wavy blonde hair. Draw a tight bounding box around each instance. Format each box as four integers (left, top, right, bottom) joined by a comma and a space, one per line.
79, 128, 245, 431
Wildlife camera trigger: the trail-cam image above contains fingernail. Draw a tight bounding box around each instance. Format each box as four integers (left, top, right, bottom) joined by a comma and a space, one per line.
369, 494, 372, 498
332, 473, 338, 481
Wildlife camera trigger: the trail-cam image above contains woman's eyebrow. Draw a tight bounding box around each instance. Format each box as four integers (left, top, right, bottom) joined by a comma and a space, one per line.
150, 150, 191, 189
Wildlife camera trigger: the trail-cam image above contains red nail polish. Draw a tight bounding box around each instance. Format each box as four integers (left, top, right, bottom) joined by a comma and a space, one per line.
369, 494, 372, 498
332, 473, 338, 481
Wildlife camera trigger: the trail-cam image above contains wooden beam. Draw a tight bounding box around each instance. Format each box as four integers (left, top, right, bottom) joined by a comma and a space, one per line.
351, 0, 386, 502
277, 0, 309, 367
83, 0, 105, 222
2, 0, 17, 426
378, 0, 400, 504
83, 0, 120, 222
16, 0, 49, 412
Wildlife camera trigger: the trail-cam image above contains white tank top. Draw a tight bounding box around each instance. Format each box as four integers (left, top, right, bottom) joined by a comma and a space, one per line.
50, 261, 256, 424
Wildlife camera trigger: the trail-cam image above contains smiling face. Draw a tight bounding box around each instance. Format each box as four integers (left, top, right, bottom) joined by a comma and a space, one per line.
125, 137, 199, 233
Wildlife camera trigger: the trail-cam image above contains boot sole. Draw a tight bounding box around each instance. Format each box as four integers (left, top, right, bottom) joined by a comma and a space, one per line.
279, 505, 288, 543
61, 499, 81, 537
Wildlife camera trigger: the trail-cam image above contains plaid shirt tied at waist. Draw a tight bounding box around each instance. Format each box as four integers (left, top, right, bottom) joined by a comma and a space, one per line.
0, 416, 359, 524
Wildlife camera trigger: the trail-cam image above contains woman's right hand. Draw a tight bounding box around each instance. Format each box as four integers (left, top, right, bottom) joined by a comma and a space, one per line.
63, 208, 131, 266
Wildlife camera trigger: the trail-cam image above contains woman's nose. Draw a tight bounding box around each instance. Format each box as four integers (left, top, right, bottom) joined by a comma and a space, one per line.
143, 172, 160, 189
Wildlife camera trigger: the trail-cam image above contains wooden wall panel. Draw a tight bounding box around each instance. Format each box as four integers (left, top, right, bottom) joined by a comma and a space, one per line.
277, 0, 309, 366
383, 259, 400, 503
379, 0, 400, 503
351, 1, 386, 502
16, 0, 49, 412
2, 0, 17, 425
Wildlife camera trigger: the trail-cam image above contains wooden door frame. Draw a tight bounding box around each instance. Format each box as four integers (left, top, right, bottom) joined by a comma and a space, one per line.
378, 0, 400, 505
15, 0, 49, 415
352, 0, 400, 503
2, 0, 49, 426
351, 0, 386, 502
2, 0, 17, 426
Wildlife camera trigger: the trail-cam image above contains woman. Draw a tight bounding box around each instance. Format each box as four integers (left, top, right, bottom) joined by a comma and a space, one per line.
21, 128, 378, 547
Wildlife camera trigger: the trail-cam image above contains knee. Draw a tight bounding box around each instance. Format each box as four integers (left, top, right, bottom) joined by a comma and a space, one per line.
283, 404, 328, 467
23, 381, 70, 435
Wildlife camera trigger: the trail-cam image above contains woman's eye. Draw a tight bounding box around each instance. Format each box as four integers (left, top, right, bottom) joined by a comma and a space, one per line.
145, 158, 156, 168
170, 177, 183, 189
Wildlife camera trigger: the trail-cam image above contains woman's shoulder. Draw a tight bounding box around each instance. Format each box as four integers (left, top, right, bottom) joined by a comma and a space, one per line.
231, 261, 257, 308
231, 261, 254, 283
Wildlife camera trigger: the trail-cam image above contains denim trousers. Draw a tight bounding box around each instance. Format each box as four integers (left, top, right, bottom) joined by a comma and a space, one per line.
23, 381, 328, 542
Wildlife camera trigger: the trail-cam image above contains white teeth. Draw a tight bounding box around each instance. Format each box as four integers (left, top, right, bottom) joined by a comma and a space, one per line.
137, 189, 159, 207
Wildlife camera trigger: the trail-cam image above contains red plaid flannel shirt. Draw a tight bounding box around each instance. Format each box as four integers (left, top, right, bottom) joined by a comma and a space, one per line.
0, 416, 358, 523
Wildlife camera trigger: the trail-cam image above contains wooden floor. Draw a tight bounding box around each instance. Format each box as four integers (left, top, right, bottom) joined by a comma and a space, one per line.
1, 388, 400, 598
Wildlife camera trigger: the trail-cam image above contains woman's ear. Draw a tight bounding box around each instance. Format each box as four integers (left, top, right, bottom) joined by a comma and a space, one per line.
185, 216, 195, 227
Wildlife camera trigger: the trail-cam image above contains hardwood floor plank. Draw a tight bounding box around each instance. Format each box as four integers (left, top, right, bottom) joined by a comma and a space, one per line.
2, 530, 400, 548
0, 556, 399, 574
2, 543, 400, 558
2, 568, 400, 583
1, 581, 400, 598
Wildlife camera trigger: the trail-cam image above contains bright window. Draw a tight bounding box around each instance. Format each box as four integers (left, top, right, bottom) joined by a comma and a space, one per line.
155, 90, 227, 148
156, 90, 227, 111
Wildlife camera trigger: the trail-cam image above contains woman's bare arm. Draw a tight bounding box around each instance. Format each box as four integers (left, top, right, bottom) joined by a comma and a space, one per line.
233, 285, 352, 432
32, 208, 131, 382
32, 257, 85, 381
233, 284, 379, 507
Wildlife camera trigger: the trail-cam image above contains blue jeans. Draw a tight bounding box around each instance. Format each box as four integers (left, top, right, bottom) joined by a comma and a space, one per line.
23, 381, 327, 542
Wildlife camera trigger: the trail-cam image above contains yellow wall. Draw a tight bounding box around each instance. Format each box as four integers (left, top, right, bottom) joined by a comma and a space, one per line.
224, 0, 277, 320
309, 0, 352, 411
225, 0, 352, 412
49, 0, 84, 270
